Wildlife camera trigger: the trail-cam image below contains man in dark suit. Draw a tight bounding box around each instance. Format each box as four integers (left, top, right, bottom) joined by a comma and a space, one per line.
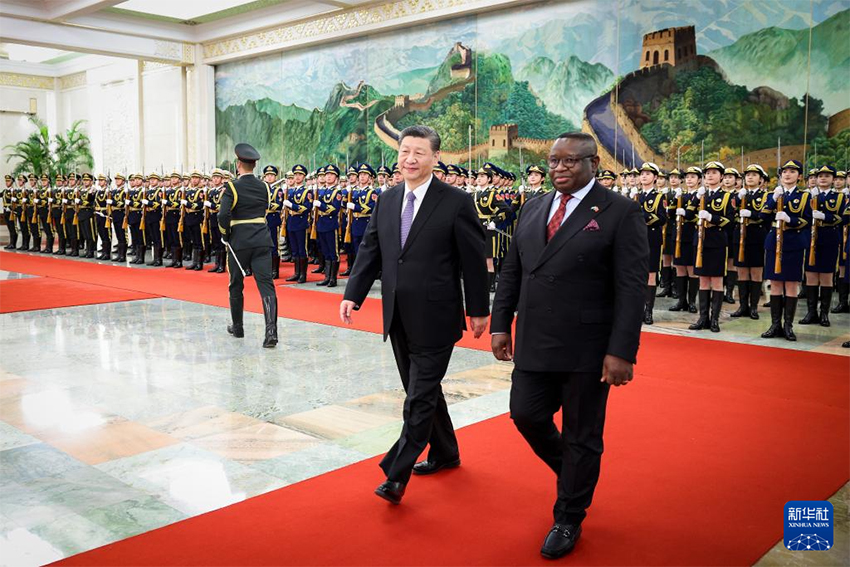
340, 125, 490, 505
218, 143, 278, 348
491, 132, 648, 559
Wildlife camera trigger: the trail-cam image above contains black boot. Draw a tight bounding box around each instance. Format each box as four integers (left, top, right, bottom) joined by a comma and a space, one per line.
228, 297, 244, 338
169, 247, 182, 268
730, 281, 750, 318
819, 287, 832, 327
668, 276, 688, 311
831, 281, 849, 313
688, 290, 710, 330
285, 256, 301, 282
657, 267, 672, 297
44, 236, 54, 254
115, 243, 127, 263
297, 257, 307, 284
131, 244, 143, 264
204, 250, 211, 263
761, 295, 785, 338
724, 272, 737, 304
797, 282, 806, 298
748, 281, 762, 320
784, 296, 798, 341
272, 255, 280, 280
327, 260, 339, 288
340, 253, 354, 276
312, 253, 326, 274
84, 241, 95, 258
262, 295, 278, 348
798, 286, 819, 324
709, 290, 723, 332
164, 248, 172, 259
644, 285, 656, 325
208, 248, 222, 272
688, 277, 699, 313
148, 243, 163, 266
191, 248, 203, 270
214, 249, 226, 273
316, 260, 332, 286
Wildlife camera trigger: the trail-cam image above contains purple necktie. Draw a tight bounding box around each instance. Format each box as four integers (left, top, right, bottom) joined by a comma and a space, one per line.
400, 191, 416, 247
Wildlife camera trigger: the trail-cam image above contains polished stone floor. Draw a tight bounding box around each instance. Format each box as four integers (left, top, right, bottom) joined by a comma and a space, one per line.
0, 255, 848, 565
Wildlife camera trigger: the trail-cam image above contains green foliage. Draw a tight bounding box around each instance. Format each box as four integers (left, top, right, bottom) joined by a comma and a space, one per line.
805, 130, 850, 171
500, 81, 573, 139
640, 66, 829, 163
54, 120, 94, 175
3, 117, 93, 177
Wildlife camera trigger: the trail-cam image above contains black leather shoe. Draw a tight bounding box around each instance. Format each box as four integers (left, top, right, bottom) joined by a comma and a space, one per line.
227, 324, 244, 338
374, 480, 405, 505
540, 523, 582, 559
412, 457, 461, 476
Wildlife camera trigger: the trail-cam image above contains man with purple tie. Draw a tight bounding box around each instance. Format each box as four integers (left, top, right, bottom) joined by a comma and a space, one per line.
340, 125, 490, 505
491, 132, 648, 559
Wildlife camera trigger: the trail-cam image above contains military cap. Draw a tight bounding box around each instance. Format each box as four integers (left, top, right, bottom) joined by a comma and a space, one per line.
658, 169, 668, 178
476, 167, 493, 179
684, 166, 703, 176
291, 164, 307, 175
114, 172, 126, 181
445, 164, 461, 176
81, 173, 93, 181
96, 173, 107, 181
210, 168, 225, 177
526, 164, 547, 176
170, 170, 181, 178
669, 168, 682, 177
358, 163, 376, 177
619, 169, 629, 176
67, 172, 78, 181
744, 164, 768, 179
806, 168, 817, 178
324, 164, 341, 177
285, 170, 295, 178
317, 166, 326, 176
234, 143, 260, 162
55, 173, 65, 181
40, 173, 49, 180
597, 169, 616, 180
377, 165, 391, 176
186, 169, 201, 178
147, 172, 160, 180
391, 162, 400, 174
128, 173, 142, 180
723, 167, 741, 178
639, 162, 661, 175
815, 165, 837, 176
779, 160, 803, 172
433, 162, 448, 175
28, 173, 36, 179
263, 165, 279, 176
629, 167, 639, 175
4, 174, 12, 181
838, 170, 847, 178
224, 171, 233, 179
703, 161, 725, 173
346, 165, 358, 176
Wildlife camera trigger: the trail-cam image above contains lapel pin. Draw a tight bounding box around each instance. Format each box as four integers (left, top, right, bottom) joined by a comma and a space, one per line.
590, 206, 599, 213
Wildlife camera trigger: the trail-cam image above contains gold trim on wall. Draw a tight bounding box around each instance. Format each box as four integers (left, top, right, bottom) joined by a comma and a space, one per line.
0, 72, 55, 90
58, 72, 86, 90
203, 0, 474, 61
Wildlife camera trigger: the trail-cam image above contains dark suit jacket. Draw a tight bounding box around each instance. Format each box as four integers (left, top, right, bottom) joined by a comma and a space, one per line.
491, 182, 648, 372
344, 176, 489, 348
218, 174, 272, 250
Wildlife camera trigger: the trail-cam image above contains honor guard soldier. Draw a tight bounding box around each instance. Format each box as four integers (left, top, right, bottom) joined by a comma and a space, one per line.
730, 164, 770, 319
474, 165, 511, 291
833, 170, 850, 313
50, 174, 66, 254
760, 159, 812, 341
63, 173, 80, 256
110, 173, 129, 262
219, 143, 278, 348
377, 165, 391, 190
77, 173, 96, 257
799, 165, 844, 327
280, 169, 295, 263
205, 169, 226, 273
125, 174, 145, 264
163, 172, 183, 267
445, 164, 460, 188
25, 174, 40, 251
143, 173, 164, 266
181, 171, 205, 270
314, 164, 343, 287
637, 162, 667, 324
523, 164, 550, 204
688, 161, 734, 332
2, 175, 18, 249
597, 169, 616, 190
433, 161, 448, 182
92, 174, 111, 259
391, 162, 403, 187
283, 164, 311, 283
347, 163, 379, 274
311, 166, 327, 273
346, 164, 358, 189
658, 168, 681, 298
262, 165, 283, 278
721, 168, 742, 303
35, 173, 52, 253
670, 167, 702, 312
13, 175, 29, 250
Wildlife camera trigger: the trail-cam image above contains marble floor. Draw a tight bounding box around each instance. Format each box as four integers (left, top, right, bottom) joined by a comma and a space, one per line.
0, 254, 848, 566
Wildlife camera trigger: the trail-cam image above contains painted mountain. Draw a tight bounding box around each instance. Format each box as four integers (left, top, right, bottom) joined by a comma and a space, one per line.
709, 8, 849, 114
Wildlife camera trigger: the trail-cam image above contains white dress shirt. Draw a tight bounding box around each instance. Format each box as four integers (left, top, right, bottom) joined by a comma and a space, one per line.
546, 177, 595, 226
401, 174, 432, 223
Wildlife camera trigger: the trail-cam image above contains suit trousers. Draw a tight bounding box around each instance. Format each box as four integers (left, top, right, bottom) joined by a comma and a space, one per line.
380, 312, 458, 484
228, 246, 275, 301
509, 369, 610, 525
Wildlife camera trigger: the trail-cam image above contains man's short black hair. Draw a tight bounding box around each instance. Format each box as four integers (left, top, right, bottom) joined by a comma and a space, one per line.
556, 132, 598, 154
399, 125, 441, 152
238, 158, 256, 170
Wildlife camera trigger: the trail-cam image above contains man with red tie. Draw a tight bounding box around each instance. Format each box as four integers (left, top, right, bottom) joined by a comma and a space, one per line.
491, 132, 647, 559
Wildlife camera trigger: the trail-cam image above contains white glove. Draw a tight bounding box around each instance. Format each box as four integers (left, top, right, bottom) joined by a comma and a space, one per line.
812, 210, 826, 221
313, 200, 321, 208
487, 221, 496, 230
346, 202, 355, 210
48, 198, 54, 203
33, 198, 39, 204
180, 199, 188, 206
698, 210, 712, 221
204, 200, 212, 207
62, 199, 68, 204
283, 199, 293, 209
676, 208, 686, 217
106, 199, 113, 205
11, 198, 16, 202
629, 188, 638, 198
674, 188, 682, 198
74, 198, 80, 204
142, 199, 149, 205
843, 188, 849, 196
21, 198, 27, 203
810, 187, 820, 197
773, 187, 784, 200
776, 211, 791, 223
696, 187, 706, 197
161, 199, 168, 205
739, 209, 752, 219
737, 189, 747, 200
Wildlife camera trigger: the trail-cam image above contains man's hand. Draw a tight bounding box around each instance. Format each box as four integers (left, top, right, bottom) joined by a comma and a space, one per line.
340, 299, 356, 324
469, 316, 488, 339
601, 354, 633, 386
491, 333, 513, 361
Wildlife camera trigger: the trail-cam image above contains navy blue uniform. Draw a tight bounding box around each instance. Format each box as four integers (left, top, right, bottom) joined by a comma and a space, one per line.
315, 185, 343, 261
640, 188, 667, 272
807, 189, 846, 273
762, 187, 812, 281
285, 185, 312, 258
350, 186, 379, 256
690, 189, 733, 277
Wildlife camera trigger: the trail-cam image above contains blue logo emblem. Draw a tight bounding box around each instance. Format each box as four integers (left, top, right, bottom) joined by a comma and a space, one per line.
784, 501, 833, 551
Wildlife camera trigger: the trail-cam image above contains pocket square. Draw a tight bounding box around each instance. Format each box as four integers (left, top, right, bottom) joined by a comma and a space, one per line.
583, 219, 600, 231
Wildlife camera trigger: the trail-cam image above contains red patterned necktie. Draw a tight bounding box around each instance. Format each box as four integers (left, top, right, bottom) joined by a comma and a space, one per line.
546, 193, 572, 242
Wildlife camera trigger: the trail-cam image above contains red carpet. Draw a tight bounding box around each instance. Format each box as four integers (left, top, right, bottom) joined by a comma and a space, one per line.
0, 276, 158, 313
53, 346, 847, 566
3, 252, 848, 565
